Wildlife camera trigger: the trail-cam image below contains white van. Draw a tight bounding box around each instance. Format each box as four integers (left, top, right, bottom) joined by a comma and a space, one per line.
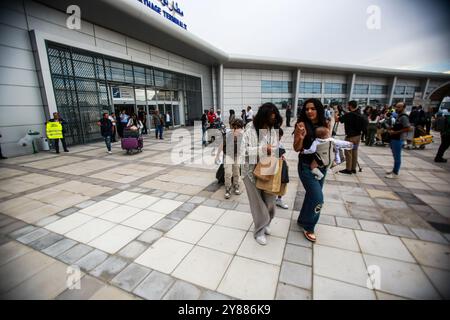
437, 96, 450, 116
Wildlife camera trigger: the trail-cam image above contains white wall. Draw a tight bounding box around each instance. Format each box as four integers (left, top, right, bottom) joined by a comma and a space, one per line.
0, 0, 214, 157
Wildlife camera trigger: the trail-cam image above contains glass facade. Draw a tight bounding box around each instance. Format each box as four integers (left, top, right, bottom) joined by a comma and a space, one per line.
353, 84, 369, 95
261, 98, 293, 108
261, 80, 292, 93
299, 82, 322, 94
324, 83, 347, 94
47, 42, 202, 145
394, 85, 405, 95
323, 98, 347, 106
369, 85, 388, 95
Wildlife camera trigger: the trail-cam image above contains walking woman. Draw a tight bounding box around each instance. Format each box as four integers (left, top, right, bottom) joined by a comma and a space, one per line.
241, 103, 283, 245
293, 98, 330, 242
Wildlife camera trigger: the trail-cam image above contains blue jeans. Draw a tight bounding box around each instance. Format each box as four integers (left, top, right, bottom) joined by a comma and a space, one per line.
390, 139, 403, 174
297, 162, 327, 233
156, 125, 163, 139
103, 135, 111, 151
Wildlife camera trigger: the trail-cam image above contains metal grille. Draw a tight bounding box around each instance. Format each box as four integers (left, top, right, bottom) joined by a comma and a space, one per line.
47, 44, 111, 146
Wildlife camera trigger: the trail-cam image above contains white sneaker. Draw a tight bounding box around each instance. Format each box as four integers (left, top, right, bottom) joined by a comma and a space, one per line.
385, 173, 398, 179
108, 151, 112, 154
224, 188, 231, 199
255, 233, 267, 245
276, 198, 288, 209
233, 186, 241, 195
264, 225, 271, 235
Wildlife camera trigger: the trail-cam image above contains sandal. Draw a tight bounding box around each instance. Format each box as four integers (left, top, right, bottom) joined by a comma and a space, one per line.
303, 231, 316, 243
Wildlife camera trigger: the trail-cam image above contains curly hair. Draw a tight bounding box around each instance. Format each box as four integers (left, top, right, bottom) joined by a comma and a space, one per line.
253, 102, 283, 132
297, 98, 327, 127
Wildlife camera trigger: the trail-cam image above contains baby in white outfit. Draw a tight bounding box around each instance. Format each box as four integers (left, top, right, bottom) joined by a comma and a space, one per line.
303, 127, 354, 180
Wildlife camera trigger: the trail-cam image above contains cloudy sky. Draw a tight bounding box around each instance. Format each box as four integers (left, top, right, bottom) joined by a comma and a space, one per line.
178, 0, 449, 73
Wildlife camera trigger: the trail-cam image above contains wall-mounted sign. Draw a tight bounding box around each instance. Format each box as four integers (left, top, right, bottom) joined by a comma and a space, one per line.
137, 0, 187, 30
112, 87, 135, 100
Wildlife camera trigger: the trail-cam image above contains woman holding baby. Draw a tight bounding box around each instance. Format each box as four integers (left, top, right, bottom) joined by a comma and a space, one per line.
293, 98, 330, 242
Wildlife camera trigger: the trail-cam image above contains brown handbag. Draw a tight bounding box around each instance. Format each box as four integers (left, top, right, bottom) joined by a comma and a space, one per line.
253, 156, 278, 182
255, 159, 283, 193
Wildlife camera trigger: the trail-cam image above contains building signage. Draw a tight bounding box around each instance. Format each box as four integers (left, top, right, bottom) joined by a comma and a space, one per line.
137, 0, 188, 30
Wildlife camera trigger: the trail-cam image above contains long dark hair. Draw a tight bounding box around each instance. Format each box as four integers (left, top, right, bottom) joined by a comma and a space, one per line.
297, 98, 326, 127
253, 103, 283, 132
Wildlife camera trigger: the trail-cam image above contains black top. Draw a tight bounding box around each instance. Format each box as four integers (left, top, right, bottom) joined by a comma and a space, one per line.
99, 118, 113, 137
298, 121, 321, 165
339, 111, 365, 138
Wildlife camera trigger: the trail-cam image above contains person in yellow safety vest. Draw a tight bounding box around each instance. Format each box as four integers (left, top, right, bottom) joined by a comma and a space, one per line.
46, 112, 69, 154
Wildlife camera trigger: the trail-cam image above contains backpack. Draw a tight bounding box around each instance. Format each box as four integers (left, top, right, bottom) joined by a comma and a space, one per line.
314, 141, 336, 168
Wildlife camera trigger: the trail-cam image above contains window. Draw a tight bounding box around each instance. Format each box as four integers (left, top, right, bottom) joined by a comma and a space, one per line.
369, 85, 388, 95
353, 84, 369, 95
405, 86, 415, 96
262, 98, 293, 108
299, 82, 321, 94
261, 80, 292, 93
394, 86, 405, 95
324, 83, 347, 94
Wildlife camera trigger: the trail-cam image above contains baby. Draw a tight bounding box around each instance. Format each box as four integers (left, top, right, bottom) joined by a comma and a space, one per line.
303, 127, 353, 180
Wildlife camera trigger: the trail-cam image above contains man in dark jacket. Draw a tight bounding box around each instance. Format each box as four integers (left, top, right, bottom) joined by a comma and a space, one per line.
434, 114, 450, 163
286, 105, 292, 127
335, 100, 366, 174
97, 112, 113, 154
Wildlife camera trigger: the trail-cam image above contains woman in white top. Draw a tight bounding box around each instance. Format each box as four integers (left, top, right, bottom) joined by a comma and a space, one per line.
127, 114, 144, 135
240, 103, 282, 246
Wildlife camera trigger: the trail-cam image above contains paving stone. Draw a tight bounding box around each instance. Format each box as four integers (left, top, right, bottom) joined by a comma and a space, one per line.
318, 214, 336, 226
75, 249, 109, 272
384, 224, 417, 239
166, 209, 190, 221
188, 196, 206, 204
313, 275, 376, 300
42, 238, 78, 257
235, 204, 251, 213
174, 194, 191, 202
58, 243, 94, 265
117, 241, 148, 260
283, 244, 312, 266
152, 218, 178, 232
162, 192, 178, 199
177, 202, 197, 213
58, 207, 79, 217
90, 256, 128, 281
286, 231, 312, 248
56, 275, 105, 300
359, 220, 387, 234
203, 199, 221, 208
279, 261, 312, 290
111, 263, 152, 292
0, 217, 15, 228
36, 215, 61, 227
29, 232, 64, 251
199, 290, 233, 300
162, 280, 202, 300
275, 283, 312, 300
8, 225, 37, 239
0, 221, 28, 236
137, 229, 163, 244
17, 228, 50, 244
75, 200, 97, 209
218, 201, 238, 210
411, 228, 448, 244
133, 271, 175, 300
336, 217, 361, 230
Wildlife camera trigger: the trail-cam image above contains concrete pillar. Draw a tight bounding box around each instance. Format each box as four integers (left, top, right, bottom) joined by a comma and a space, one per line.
422, 78, 430, 100
347, 73, 356, 102
292, 69, 301, 120
388, 76, 398, 106
217, 64, 224, 112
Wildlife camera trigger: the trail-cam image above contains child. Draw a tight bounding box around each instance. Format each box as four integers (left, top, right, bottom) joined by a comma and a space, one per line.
302, 126, 353, 180
275, 128, 289, 209
216, 119, 244, 199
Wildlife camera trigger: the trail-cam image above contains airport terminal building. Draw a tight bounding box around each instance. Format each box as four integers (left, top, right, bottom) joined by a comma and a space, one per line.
1, 0, 449, 156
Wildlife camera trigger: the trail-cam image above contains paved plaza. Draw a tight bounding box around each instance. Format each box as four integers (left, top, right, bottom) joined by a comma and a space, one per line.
0, 125, 449, 300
